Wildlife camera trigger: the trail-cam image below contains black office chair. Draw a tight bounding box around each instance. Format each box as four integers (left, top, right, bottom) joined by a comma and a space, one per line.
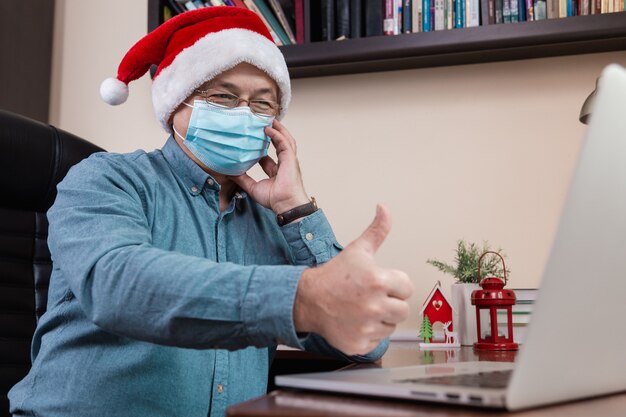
0, 110, 104, 417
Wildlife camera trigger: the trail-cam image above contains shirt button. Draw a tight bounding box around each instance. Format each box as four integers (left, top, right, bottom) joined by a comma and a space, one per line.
217, 384, 224, 394
207, 178, 214, 186
305, 232, 314, 241
191, 185, 199, 193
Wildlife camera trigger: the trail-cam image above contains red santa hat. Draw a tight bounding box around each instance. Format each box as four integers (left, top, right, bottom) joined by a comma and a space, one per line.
100, 7, 291, 133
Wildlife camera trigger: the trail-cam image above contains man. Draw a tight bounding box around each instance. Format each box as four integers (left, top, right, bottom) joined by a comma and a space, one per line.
9, 7, 413, 417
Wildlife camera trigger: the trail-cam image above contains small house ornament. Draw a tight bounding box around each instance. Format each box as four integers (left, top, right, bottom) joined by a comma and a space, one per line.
471, 251, 519, 351
419, 281, 460, 349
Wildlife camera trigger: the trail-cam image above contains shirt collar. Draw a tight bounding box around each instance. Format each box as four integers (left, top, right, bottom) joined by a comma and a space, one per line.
162, 136, 214, 196
161, 136, 249, 203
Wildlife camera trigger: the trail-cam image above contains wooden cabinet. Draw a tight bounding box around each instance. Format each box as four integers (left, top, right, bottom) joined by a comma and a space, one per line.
147, 1, 626, 78
0, 1, 55, 122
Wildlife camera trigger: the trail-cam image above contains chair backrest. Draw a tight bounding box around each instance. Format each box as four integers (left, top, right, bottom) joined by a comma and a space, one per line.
0, 110, 105, 417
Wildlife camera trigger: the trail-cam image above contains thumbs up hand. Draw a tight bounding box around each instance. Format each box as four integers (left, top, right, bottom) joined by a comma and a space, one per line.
293, 205, 414, 355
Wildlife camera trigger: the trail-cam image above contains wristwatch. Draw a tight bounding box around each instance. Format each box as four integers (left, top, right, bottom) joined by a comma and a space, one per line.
276, 197, 318, 226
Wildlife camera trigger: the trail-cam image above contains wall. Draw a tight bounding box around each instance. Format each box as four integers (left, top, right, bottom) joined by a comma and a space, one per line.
51, 0, 626, 332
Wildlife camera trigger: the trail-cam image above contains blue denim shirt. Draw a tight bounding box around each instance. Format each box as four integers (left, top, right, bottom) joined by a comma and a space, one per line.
9, 137, 388, 417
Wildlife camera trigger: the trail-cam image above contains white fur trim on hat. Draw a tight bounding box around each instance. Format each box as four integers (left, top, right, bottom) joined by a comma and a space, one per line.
152, 28, 290, 133
100, 77, 129, 105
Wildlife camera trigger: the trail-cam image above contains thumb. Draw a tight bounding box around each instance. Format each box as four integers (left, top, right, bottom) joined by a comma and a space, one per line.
350, 204, 392, 255
229, 173, 256, 193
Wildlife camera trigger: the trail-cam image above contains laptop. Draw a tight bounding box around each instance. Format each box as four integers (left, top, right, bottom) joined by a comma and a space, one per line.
276, 64, 626, 411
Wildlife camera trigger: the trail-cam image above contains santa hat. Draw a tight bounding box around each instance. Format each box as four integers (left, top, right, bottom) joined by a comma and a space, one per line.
100, 7, 291, 133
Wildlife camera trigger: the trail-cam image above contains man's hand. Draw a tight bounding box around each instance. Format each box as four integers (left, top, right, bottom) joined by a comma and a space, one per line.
230, 119, 310, 214
293, 205, 414, 355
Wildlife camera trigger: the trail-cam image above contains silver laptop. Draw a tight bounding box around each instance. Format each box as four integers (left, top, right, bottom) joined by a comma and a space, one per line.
276, 64, 626, 411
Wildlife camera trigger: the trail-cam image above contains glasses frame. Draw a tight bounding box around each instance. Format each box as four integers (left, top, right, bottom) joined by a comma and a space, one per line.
193, 88, 280, 117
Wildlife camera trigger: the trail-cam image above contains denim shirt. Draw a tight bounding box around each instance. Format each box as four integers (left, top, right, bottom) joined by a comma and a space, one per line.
9, 137, 388, 417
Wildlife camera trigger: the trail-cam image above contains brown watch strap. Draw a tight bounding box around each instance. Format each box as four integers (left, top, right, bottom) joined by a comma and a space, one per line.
276, 197, 318, 226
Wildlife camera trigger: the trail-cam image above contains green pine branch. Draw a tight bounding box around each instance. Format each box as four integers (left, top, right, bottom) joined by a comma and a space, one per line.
426, 240, 510, 284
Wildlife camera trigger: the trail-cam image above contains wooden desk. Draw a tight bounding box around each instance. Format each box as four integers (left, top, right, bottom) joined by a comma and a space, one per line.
227, 342, 626, 417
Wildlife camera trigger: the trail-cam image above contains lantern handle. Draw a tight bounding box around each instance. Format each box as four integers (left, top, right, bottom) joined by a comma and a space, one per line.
477, 251, 507, 285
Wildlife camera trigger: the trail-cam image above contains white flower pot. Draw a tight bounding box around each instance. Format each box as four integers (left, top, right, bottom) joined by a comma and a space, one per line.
451, 283, 481, 346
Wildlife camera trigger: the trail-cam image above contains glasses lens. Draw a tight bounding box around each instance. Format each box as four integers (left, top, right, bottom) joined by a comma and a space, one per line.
250, 100, 278, 117
206, 93, 239, 108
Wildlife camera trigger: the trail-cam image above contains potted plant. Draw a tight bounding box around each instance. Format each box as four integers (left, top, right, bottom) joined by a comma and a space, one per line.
427, 240, 509, 346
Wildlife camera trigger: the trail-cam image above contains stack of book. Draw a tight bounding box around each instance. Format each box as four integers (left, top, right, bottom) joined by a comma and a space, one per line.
164, 0, 297, 45
497, 288, 538, 344
162, 0, 626, 44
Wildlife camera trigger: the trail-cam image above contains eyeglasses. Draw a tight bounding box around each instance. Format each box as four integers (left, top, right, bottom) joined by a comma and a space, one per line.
194, 89, 280, 117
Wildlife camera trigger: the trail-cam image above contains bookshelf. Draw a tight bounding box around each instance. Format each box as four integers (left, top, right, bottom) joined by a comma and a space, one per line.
147, 1, 626, 78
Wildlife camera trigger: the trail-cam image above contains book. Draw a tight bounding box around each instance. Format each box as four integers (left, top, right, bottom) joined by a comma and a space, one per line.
447, 0, 453, 29
294, 0, 305, 43
253, 0, 292, 44
308, 0, 323, 41
595, 0, 602, 13
391, 0, 400, 35
497, 311, 532, 324
336, 0, 350, 39
277, 0, 297, 32
384, 0, 395, 34
268, 0, 297, 43
510, 0, 519, 20
422, 0, 431, 31
435, 0, 444, 29
231, 0, 248, 7
243, 0, 284, 45
403, 0, 413, 33
480, 0, 496, 24
512, 303, 535, 313
503, 0, 511, 22
525, 0, 533, 20
167, 0, 186, 14
350, 0, 362, 38
320, 0, 335, 40
546, 0, 556, 14
364, 0, 384, 36
412, 0, 422, 32
431, 0, 435, 30
456, 0, 465, 26
512, 288, 539, 302
164, 4, 174, 20
469, 0, 480, 25
518, 0, 526, 20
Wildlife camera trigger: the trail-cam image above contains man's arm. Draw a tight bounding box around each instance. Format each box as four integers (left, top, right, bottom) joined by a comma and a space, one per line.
47, 154, 309, 351
233, 121, 413, 357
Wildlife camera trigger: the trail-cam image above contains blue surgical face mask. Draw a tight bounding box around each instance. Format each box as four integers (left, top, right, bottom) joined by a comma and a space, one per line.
173, 100, 275, 176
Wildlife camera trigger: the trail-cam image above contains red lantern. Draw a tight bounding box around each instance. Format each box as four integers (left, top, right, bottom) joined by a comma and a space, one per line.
471, 251, 519, 351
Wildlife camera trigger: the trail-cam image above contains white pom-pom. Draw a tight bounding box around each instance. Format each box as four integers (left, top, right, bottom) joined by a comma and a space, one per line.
100, 77, 129, 105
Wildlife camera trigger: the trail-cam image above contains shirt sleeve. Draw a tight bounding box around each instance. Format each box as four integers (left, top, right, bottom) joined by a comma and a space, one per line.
47, 154, 307, 351
280, 210, 343, 266
300, 334, 389, 363
280, 209, 389, 362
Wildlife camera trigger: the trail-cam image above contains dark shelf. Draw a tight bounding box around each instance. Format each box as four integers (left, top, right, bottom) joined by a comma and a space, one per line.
147, 1, 626, 79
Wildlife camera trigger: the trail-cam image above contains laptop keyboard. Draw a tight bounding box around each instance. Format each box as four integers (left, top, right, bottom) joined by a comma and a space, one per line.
394, 370, 513, 389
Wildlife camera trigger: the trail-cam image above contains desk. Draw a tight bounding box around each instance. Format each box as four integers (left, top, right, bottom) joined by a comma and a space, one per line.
227, 342, 626, 417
